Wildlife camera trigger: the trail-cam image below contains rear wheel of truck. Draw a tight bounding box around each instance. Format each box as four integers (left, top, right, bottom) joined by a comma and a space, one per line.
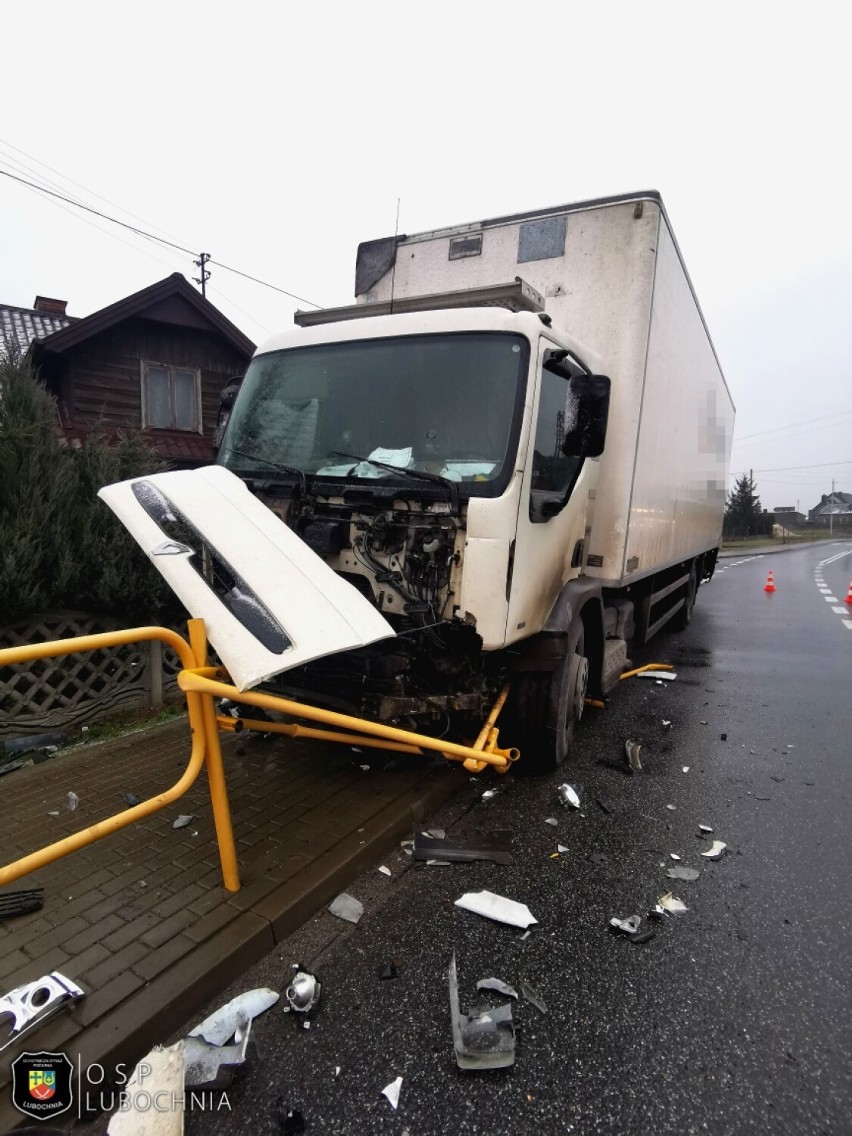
509, 621, 588, 775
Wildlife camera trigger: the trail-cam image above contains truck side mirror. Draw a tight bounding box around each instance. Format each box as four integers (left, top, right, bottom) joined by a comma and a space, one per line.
561, 375, 611, 458
212, 375, 244, 453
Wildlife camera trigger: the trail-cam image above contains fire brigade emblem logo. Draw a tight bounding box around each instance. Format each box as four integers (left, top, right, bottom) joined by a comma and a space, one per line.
11, 1051, 74, 1119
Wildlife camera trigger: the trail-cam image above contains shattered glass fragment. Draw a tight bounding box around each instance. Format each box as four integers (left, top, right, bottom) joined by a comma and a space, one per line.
172, 814, 194, 829
520, 983, 547, 1013
382, 1076, 403, 1109
66, 791, 79, 811
556, 783, 581, 808
667, 866, 700, 881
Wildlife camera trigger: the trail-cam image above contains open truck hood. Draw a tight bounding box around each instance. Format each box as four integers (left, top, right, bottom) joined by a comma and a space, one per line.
98, 465, 394, 691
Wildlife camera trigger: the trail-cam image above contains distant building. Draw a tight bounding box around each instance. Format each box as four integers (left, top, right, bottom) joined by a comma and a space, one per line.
772, 506, 805, 525
808, 492, 852, 524
0, 275, 254, 468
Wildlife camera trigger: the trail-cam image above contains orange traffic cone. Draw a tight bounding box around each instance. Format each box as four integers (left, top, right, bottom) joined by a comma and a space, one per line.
845, 581, 852, 606
763, 570, 776, 593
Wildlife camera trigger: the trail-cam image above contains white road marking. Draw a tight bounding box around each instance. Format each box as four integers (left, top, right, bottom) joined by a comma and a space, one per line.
824, 595, 839, 602
833, 606, 848, 614
844, 620, 852, 631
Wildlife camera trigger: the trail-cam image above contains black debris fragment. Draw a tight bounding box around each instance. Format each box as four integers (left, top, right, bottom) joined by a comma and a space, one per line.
4, 732, 68, 757
276, 1097, 306, 1135
376, 961, 398, 980
413, 828, 512, 865
0, 888, 45, 920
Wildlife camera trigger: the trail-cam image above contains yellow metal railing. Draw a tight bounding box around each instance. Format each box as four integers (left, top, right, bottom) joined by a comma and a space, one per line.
0, 620, 240, 892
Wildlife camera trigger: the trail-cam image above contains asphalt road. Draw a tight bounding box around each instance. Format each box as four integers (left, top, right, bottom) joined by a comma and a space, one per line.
176, 542, 852, 1136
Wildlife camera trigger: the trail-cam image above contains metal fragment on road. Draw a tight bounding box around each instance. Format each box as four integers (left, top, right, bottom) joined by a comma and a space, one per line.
382, 1075, 403, 1109
455, 890, 538, 929
556, 783, 581, 808
609, 914, 643, 935
0, 971, 85, 1052
701, 840, 727, 859
658, 892, 688, 914
285, 970, 321, 1017
413, 827, 513, 865
66, 791, 79, 811
477, 977, 518, 999
625, 740, 642, 772
667, 866, 700, 881
329, 893, 364, 924
190, 987, 279, 1045
520, 983, 547, 1013
450, 955, 515, 1070
172, 814, 194, 829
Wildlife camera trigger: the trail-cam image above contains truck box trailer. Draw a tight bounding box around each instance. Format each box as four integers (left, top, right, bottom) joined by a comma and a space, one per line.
108, 191, 735, 773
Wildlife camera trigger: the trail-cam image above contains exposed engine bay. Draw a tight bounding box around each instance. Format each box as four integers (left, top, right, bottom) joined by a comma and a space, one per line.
254, 484, 498, 727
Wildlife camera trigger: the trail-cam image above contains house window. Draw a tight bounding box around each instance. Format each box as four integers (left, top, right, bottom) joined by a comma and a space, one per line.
142, 363, 201, 432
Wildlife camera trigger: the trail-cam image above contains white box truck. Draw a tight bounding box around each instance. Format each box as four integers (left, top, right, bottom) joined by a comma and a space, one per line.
214, 191, 734, 771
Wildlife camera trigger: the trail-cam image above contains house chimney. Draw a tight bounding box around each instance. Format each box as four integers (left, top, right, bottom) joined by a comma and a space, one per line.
33, 296, 68, 315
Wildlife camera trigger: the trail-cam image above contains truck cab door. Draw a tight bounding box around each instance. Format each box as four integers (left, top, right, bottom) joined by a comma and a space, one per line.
504, 339, 598, 641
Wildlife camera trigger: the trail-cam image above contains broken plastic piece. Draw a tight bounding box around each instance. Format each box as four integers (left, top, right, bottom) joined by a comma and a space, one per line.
698, 824, 714, 834
123, 791, 141, 807
658, 892, 688, 914
190, 987, 279, 1046
412, 828, 512, 865
668, 866, 700, 881
0, 887, 44, 920
107, 1042, 185, 1135
638, 670, 677, 681
557, 844, 568, 853
609, 914, 642, 935
455, 890, 538, 929
625, 740, 642, 772
701, 840, 727, 859
329, 893, 364, 924
285, 970, 321, 1015
670, 853, 681, 861
544, 817, 559, 826
378, 865, 391, 876
66, 791, 79, 811
481, 789, 498, 801
382, 1076, 403, 1109
184, 1032, 249, 1088
172, 814, 194, 829
377, 962, 398, 980
682, 766, 690, 773
0, 971, 84, 1052
450, 955, 515, 1070
662, 719, 672, 728
556, 783, 581, 808
648, 905, 666, 921
666, 804, 676, 811
520, 983, 547, 1013
477, 977, 518, 999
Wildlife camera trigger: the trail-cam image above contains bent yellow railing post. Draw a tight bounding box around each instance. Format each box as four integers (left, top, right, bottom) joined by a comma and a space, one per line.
0, 625, 239, 892
619, 663, 674, 681
181, 669, 518, 771
188, 619, 240, 892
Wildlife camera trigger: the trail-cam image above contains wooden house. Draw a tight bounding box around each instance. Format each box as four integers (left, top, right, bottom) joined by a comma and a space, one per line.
0, 275, 255, 467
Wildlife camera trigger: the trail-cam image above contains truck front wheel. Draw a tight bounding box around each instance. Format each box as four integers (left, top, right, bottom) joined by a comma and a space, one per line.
509, 622, 588, 774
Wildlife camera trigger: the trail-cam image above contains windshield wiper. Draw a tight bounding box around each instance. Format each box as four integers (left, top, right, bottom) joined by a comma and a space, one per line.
223, 447, 309, 498
329, 451, 459, 513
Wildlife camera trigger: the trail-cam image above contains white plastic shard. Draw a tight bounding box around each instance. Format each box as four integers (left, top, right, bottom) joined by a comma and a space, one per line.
609, 915, 642, 935
658, 892, 688, 914
382, 1076, 403, 1109
189, 988, 279, 1046
637, 670, 677, 681
701, 840, 728, 859
98, 466, 395, 690
455, 890, 538, 929
107, 1043, 185, 1135
476, 978, 519, 999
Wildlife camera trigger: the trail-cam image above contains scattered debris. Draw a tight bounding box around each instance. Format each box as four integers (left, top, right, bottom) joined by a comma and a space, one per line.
360, 764, 371, 772
190, 988, 279, 1046
123, 791, 141, 807
107, 1042, 185, 1134
721, 733, 728, 741
667, 866, 700, 881
658, 892, 688, 914
277, 1103, 306, 1135
455, 890, 538, 929
544, 817, 559, 827
701, 840, 727, 860
595, 797, 612, 815
47, 809, 60, 816
0, 971, 84, 1052
669, 853, 681, 861
425, 859, 453, 866
662, 719, 672, 728
520, 930, 531, 941
625, 740, 643, 773
682, 766, 690, 773
449, 955, 515, 1070
477, 977, 518, 999
520, 983, 547, 1012
66, 791, 79, 811
382, 1076, 403, 1109
423, 828, 446, 839
172, 814, 194, 829
284, 969, 321, 1022
481, 789, 498, 801
609, 914, 642, 935
378, 865, 391, 876
184, 1034, 249, 1089
557, 844, 568, 853
377, 962, 398, 980
412, 827, 512, 865
698, 824, 714, 833
638, 670, 677, 681
4, 732, 68, 757
556, 783, 581, 808
648, 905, 666, 921
666, 804, 676, 811
329, 893, 364, 924
0, 888, 45, 921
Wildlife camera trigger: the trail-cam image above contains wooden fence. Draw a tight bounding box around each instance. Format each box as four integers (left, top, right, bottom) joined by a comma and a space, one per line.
0, 613, 183, 739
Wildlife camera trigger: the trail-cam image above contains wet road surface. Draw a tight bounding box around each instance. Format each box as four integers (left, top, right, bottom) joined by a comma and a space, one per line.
166, 542, 852, 1135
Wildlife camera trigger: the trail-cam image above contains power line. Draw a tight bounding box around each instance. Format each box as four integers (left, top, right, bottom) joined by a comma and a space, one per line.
0, 166, 323, 309
733, 410, 852, 443
752, 460, 852, 472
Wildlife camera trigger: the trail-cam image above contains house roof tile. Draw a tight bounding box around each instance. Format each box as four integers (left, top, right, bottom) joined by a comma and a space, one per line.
0, 303, 77, 356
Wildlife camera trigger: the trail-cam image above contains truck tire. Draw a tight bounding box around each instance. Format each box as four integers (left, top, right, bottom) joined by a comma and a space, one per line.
671, 562, 698, 630
510, 622, 588, 774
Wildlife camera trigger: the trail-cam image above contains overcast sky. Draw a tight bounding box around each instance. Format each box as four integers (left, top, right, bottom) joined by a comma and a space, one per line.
2, 1, 850, 512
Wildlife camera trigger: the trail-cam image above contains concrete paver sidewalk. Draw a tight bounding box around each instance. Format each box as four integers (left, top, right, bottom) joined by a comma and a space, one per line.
0, 718, 458, 1131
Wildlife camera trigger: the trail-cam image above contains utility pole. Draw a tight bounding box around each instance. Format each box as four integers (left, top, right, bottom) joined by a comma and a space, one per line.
194, 252, 211, 299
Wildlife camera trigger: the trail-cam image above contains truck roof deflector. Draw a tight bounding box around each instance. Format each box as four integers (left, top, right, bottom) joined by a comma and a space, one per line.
98, 466, 395, 690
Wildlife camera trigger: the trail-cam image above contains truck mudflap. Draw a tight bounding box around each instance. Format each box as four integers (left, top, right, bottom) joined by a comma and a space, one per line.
99, 466, 395, 691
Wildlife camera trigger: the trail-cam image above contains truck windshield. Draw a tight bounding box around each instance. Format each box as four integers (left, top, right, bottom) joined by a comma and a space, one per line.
218, 332, 527, 495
